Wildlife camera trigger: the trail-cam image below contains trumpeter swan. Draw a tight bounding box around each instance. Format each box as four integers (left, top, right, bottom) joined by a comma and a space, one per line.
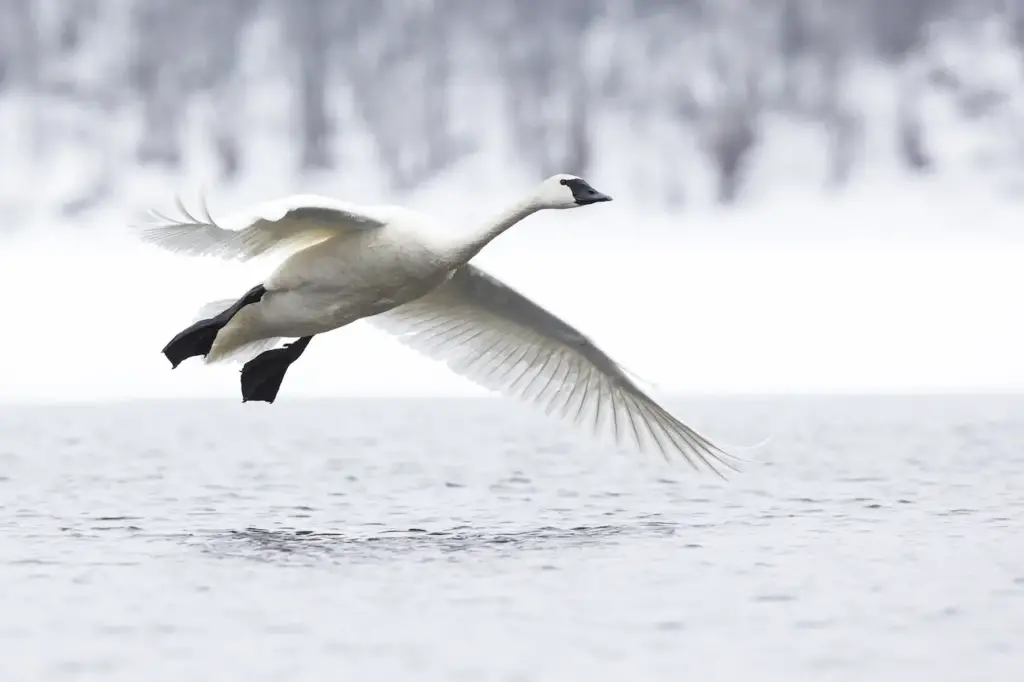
138, 174, 735, 474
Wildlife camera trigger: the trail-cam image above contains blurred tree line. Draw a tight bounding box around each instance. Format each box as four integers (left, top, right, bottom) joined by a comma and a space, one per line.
1, 0, 1022, 212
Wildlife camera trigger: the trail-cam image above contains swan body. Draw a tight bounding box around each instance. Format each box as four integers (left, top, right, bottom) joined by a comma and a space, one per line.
145, 194, 459, 361
206, 209, 455, 361
139, 174, 736, 475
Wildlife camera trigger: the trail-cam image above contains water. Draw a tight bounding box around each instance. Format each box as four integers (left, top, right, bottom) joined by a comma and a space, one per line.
1, 395, 1022, 681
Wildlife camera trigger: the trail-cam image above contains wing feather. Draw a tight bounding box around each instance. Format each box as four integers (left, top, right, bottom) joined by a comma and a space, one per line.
134, 194, 387, 261
369, 264, 738, 476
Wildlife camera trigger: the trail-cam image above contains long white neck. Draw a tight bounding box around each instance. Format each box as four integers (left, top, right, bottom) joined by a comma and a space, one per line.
443, 196, 540, 266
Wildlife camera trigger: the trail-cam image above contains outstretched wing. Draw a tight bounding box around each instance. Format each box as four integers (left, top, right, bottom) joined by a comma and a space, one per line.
368, 264, 737, 476
134, 194, 388, 261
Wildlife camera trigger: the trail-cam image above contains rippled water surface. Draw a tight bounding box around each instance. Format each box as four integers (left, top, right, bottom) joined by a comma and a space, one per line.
2, 395, 1023, 681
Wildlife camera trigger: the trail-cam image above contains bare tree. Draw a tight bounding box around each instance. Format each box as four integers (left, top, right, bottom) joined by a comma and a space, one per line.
1003, 0, 1024, 68
3, 0, 1015, 219
805, 0, 862, 187
188, 0, 259, 181
897, 81, 933, 172
344, 1, 471, 190
0, 0, 40, 91
872, 0, 943, 174
867, 0, 947, 61
284, 0, 335, 172
701, 72, 761, 204
489, 0, 600, 178
0, 0, 43, 160
693, 1, 769, 204
129, 0, 188, 168
778, 0, 813, 107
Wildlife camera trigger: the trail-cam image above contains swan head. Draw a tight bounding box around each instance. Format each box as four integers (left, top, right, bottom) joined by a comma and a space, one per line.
533, 174, 612, 209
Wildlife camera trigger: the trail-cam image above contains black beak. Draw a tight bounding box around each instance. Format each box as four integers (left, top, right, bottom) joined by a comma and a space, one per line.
564, 177, 613, 205
576, 189, 613, 205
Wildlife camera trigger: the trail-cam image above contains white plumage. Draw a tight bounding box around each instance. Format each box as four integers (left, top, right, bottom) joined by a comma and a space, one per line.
138, 174, 737, 475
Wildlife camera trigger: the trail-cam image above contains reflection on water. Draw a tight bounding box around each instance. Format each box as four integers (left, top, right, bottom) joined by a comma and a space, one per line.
199, 521, 683, 564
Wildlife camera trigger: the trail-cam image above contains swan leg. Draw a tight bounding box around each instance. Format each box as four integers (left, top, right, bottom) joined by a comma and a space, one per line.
239, 335, 314, 404
161, 284, 267, 368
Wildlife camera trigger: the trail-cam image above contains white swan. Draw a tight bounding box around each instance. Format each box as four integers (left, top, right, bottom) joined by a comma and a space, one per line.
138, 174, 735, 475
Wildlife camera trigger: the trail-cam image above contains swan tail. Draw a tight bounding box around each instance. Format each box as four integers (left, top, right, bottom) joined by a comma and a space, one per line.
161, 284, 267, 368
207, 335, 287, 365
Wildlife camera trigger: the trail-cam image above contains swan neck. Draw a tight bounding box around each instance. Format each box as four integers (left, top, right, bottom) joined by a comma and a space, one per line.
448, 198, 539, 264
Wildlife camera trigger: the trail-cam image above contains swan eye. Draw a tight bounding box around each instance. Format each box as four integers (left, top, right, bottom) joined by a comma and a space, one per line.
559, 179, 568, 186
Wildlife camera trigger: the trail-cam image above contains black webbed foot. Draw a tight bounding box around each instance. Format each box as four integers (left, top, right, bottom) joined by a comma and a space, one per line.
240, 336, 313, 404
162, 284, 267, 368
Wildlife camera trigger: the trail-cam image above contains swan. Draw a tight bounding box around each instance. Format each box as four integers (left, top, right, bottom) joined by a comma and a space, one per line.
137, 174, 736, 475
